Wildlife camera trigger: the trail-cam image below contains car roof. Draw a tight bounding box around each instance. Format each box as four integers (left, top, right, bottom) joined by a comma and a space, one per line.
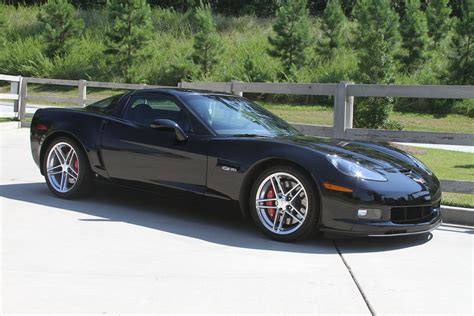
129, 88, 237, 98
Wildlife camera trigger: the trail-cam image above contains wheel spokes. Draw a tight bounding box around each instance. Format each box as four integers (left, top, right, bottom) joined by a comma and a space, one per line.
67, 169, 78, 181
285, 183, 301, 197
59, 172, 68, 191
56, 146, 68, 163
289, 188, 304, 203
256, 198, 277, 203
284, 209, 303, 224
256, 172, 309, 235
289, 205, 305, 221
273, 175, 285, 195
276, 212, 286, 231
46, 142, 79, 193
47, 165, 62, 175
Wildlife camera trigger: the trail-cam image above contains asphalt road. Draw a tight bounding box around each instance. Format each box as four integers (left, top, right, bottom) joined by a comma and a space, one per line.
1, 128, 473, 314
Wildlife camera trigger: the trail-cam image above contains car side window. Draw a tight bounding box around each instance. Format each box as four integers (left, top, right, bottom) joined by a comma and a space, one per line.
86, 94, 122, 115
123, 95, 192, 132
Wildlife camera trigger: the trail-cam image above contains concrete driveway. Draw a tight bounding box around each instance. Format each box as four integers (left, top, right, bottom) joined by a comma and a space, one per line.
1, 128, 473, 314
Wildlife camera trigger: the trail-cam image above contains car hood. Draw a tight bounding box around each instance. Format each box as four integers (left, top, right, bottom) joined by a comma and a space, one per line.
281, 135, 428, 174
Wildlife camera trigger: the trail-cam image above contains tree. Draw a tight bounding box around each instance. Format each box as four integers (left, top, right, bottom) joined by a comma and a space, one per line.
400, 0, 430, 71
0, 6, 6, 48
105, 0, 152, 80
37, 0, 84, 57
426, 0, 452, 47
268, 0, 312, 76
449, 0, 474, 85
191, 2, 222, 78
317, 0, 347, 58
353, 0, 401, 129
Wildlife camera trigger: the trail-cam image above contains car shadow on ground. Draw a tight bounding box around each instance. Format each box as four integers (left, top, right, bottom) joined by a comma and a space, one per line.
1, 182, 437, 254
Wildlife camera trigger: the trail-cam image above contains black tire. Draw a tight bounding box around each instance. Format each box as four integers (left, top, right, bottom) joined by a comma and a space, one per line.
43, 136, 93, 199
250, 165, 320, 242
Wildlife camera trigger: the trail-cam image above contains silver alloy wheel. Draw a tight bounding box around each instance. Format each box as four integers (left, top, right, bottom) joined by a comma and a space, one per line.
255, 172, 308, 235
46, 142, 79, 193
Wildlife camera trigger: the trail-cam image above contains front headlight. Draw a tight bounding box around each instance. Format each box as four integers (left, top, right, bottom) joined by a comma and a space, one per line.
327, 155, 387, 182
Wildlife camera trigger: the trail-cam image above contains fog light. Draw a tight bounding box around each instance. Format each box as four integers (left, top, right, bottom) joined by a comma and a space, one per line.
357, 208, 382, 220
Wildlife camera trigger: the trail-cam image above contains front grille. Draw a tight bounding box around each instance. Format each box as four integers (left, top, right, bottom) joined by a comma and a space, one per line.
391, 204, 439, 224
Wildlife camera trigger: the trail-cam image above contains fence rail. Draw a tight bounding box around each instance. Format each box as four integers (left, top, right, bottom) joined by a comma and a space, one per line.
0, 74, 472, 195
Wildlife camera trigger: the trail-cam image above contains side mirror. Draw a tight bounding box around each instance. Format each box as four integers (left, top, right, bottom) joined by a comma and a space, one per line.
150, 119, 188, 142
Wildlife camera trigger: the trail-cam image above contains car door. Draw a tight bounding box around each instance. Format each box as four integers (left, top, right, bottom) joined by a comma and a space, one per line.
100, 93, 209, 194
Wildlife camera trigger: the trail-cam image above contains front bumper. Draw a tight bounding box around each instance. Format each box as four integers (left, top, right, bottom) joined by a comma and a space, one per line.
319, 188, 442, 237
320, 216, 442, 237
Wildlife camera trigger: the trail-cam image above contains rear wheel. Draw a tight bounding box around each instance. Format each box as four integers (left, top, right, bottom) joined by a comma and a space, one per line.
43, 137, 92, 199
250, 165, 320, 242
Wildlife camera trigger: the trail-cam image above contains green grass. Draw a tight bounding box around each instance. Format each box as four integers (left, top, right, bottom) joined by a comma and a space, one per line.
261, 102, 474, 134
411, 148, 474, 182
0, 118, 16, 123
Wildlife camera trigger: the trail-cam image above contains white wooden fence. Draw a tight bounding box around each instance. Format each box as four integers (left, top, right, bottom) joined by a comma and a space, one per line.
0, 74, 472, 194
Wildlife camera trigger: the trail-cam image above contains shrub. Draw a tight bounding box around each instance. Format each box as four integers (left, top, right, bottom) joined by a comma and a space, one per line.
151, 7, 192, 37
0, 38, 53, 77
448, 0, 474, 85
192, 2, 222, 78
317, 0, 347, 59
105, 0, 153, 81
268, 0, 312, 77
452, 99, 474, 118
50, 37, 107, 80
426, 0, 452, 47
353, 0, 401, 129
130, 34, 197, 85
37, 0, 84, 57
400, 0, 430, 72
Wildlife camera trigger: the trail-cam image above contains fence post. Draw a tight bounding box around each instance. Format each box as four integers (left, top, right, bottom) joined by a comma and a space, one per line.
333, 81, 347, 138
231, 80, 243, 97
344, 81, 354, 130
332, 81, 354, 138
18, 77, 27, 121
78, 80, 87, 107
11, 78, 20, 113
224, 82, 233, 94
177, 82, 183, 89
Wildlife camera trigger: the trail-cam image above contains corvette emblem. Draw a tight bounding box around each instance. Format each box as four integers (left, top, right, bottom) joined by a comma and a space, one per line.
413, 177, 426, 185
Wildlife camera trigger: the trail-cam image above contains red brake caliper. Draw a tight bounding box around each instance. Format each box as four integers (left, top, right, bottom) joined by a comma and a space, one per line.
73, 159, 79, 172
266, 188, 276, 219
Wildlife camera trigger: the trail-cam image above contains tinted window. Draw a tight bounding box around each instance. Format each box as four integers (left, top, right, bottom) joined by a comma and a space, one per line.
86, 94, 122, 115
182, 94, 300, 137
123, 95, 192, 131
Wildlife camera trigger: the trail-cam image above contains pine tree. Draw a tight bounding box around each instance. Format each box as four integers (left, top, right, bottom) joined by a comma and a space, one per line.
400, 0, 430, 71
449, 0, 474, 85
105, 0, 152, 80
353, 0, 401, 129
268, 0, 312, 76
191, 2, 222, 78
37, 0, 84, 57
0, 6, 6, 48
318, 0, 347, 58
426, 0, 452, 47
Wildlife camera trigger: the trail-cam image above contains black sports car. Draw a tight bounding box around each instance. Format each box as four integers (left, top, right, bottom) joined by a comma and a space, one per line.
30, 89, 442, 241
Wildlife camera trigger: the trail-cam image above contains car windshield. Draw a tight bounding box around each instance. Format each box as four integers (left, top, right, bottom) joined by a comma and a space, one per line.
182, 94, 301, 137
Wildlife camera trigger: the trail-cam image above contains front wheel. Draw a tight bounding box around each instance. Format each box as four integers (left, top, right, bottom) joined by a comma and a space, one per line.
250, 165, 320, 242
43, 137, 92, 199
